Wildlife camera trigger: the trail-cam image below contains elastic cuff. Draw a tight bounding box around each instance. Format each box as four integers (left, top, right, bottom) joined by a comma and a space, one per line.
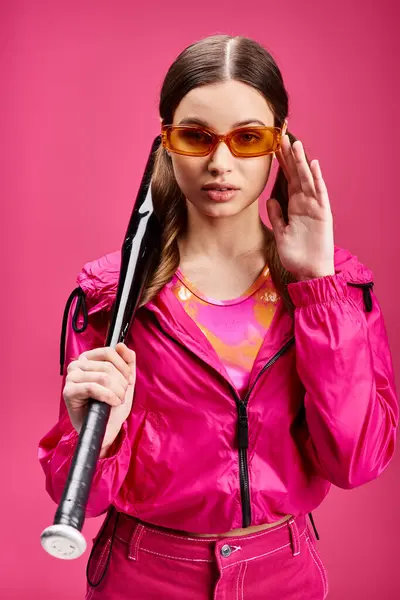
61, 419, 128, 465
98, 422, 128, 464
287, 271, 349, 307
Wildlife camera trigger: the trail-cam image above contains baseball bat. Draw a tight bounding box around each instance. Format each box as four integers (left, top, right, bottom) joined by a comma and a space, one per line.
40, 135, 161, 559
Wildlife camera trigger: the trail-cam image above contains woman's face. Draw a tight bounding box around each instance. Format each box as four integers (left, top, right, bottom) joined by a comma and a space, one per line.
169, 80, 277, 219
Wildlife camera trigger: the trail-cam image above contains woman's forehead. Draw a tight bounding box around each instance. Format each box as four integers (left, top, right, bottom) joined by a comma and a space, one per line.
173, 81, 275, 129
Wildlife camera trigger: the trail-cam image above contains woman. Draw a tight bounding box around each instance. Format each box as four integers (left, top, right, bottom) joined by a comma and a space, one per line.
38, 34, 398, 599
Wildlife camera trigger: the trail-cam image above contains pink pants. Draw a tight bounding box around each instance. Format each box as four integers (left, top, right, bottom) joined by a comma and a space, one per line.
85, 507, 328, 599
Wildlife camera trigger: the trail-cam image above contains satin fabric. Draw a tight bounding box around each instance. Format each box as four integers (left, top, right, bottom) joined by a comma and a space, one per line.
38, 245, 398, 534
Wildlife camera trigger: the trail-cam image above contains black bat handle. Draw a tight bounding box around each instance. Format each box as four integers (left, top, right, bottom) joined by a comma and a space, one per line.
40, 137, 161, 560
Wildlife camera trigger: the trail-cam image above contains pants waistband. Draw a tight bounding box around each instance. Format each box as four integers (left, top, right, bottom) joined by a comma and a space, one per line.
114, 512, 308, 566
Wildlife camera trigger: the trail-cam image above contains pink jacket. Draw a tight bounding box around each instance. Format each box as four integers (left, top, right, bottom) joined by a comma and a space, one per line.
38, 245, 399, 534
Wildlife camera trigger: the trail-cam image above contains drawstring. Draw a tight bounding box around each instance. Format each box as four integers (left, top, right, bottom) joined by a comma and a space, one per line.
347, 282, 374, 313
308, 512, 320, 540
59, 286, 88, 375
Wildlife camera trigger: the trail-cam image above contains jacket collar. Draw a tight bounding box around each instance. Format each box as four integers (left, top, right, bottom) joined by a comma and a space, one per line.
144, 285, 295, 394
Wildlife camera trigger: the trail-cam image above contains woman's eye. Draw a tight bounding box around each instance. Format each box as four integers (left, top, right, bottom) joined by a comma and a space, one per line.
183, 130, 208, 143
238, 132, 259, 143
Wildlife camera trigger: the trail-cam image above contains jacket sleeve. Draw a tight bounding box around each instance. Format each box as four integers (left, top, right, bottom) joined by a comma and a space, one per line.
38, 273, 131, 517
287, 267, 399, 489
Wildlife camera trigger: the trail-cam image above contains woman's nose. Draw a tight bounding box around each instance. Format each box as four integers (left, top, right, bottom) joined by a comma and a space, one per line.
207, 140, 234, 173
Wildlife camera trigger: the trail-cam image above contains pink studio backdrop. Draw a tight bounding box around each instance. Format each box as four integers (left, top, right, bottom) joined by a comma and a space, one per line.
1, 1, 399, 598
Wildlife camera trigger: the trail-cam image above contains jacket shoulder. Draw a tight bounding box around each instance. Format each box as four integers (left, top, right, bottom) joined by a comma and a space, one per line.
76, 250, 121, 311
74, 245, 374, 308
333, 245, 374, 283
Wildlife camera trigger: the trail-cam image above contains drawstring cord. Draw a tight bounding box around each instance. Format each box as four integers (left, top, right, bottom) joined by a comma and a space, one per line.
347, 282, 374, 312
59, 286, 88, 375
308, 512, 320, 540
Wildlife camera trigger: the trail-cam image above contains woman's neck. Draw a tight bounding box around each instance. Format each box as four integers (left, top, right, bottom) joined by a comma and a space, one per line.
178, 202, 270, 267
176, 202, 271, 299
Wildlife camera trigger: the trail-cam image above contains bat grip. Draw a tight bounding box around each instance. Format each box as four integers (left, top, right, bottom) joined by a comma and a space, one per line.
40, 401, 110, 559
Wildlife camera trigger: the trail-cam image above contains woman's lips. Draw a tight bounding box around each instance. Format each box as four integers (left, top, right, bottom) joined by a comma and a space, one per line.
203, 189, 239, 202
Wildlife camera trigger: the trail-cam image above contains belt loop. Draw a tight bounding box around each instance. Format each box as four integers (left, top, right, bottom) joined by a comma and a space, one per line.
128, 523, 145, 562
288, 518, 300, 556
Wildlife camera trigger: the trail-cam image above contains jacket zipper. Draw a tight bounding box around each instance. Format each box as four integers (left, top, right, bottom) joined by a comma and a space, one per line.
231, 336, 296, 528
152, 319, 295, 529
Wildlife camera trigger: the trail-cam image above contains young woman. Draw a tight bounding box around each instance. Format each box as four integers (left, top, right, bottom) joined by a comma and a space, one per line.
39, 35, 398, 599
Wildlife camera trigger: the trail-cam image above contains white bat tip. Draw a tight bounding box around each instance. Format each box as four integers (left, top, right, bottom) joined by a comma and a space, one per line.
41, 524, 87, 559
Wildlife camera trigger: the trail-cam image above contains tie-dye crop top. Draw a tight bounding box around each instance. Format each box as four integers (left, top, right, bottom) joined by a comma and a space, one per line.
167, 266, 280, 399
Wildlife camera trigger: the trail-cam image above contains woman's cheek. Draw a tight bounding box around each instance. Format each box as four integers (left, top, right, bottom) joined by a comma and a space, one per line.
173, 159, 204, 195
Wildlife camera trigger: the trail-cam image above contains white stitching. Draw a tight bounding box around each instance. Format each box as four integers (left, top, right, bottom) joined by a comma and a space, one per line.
239, 561, 247, 600
140, 547, 213, 563
306, 536, 327, 596
306, 536, 329, 598
288, 518, 301, 556
87, 537, 111, 594
242, 562, 247, 600
221, 528, 307, 570
128, 524, 145, 561
236, 562, 244, 600
214, 570, 223, 599
85, 588, 94, 600
85, 586, 94, 600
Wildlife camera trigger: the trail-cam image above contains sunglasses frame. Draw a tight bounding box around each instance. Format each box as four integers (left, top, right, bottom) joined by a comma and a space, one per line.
161, 122, 287, 158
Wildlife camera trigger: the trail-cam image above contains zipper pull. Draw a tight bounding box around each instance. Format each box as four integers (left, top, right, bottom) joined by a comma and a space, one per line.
238, 403, 249, 449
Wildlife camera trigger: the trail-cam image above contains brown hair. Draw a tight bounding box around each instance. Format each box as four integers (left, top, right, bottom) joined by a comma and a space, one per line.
140, 34, 305, 315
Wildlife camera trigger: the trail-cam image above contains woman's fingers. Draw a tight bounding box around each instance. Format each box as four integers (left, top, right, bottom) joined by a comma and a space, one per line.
275, 146, 291, 182
66, 369, 128, 403
116, 343, 136, 369
79, 345, 135, 383
72, 357, 132, 389
280, 135, 316, 198
291, 140, 316, 197
64, 380, 122, 407
310, 159, 329, 206
280, 135, 299, 187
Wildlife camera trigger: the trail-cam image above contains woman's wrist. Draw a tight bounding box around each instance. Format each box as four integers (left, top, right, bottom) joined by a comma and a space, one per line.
100, 428, 121, 458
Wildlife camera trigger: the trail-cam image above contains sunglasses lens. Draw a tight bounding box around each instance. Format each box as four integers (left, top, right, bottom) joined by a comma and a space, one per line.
169, 127, 214, 155
230, 129, 278, 156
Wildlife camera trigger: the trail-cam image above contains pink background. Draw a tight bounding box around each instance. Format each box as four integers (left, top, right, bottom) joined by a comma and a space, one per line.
1, 0, 399, 598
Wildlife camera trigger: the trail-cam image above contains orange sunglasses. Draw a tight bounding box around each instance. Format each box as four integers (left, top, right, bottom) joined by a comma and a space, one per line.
161, 122, 287, 158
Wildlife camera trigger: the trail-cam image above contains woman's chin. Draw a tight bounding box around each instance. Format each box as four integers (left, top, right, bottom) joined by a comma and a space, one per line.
187, 196, 251, 219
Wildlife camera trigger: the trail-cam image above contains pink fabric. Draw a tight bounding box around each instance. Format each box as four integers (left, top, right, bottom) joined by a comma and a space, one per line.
38, 245, 399, 534
84, 510, 328, 599
167, 266, 279, 398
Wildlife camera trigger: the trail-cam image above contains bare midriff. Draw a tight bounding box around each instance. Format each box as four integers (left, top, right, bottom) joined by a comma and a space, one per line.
154, 514, 293, 539
189, 514, 293, 538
